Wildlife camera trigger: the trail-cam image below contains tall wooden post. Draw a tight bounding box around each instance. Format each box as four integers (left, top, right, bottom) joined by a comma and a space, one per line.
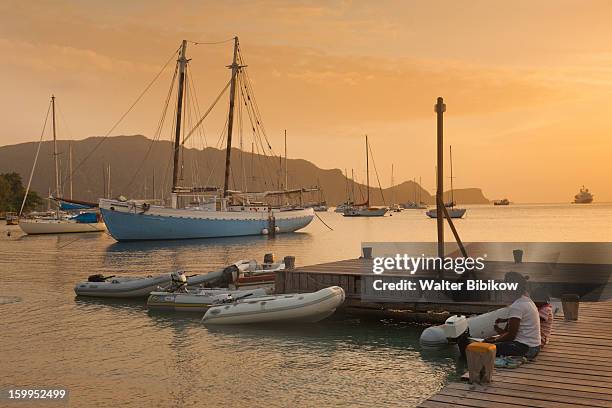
435, 97, 446, 258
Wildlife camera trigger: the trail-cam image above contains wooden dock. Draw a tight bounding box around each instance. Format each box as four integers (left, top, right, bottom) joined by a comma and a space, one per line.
275, 257, 611, 320
418, 300, 612, 408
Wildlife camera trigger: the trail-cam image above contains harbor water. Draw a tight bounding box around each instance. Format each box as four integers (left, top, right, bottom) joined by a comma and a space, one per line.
2, 204, 612, 407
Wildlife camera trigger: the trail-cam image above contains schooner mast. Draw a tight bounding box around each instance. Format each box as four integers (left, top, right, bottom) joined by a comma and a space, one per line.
171, 40, 188, 194
223, 36, 241, 197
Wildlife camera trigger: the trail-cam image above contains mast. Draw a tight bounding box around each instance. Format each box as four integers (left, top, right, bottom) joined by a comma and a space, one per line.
391, 164, 394, 204
223, 36, 240, 197
69, 142, 73, 200
284, 129, 288, 190
251, 142, 254, 190
449, 145, 454, 207
419, 176, 422, 204
152, 168, 156, 201
51, 95, 60, 198
107, 163, 111, 199
351, 169, 355, 203
365, 135, 369, 206
172, 40, 188, 194
102, 163, 106, 199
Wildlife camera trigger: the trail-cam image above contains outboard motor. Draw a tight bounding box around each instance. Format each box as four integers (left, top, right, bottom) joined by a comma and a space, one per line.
167, 270, 188, 292
87, 274, 114, 282
419, 315, 470, 350
219, 265, 239, 286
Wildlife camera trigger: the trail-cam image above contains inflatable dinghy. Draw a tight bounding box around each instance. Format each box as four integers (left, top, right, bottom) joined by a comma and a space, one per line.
74, 273, 172, 298
147, 287, 270, 312
202, 286, 345, 325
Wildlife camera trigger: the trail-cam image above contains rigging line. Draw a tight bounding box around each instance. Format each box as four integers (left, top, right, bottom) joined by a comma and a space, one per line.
203, 111, 229, 188
185, 64, 208, 149
121, 61, 179, 193
188, 73, 212, 178
238, 75, 247, 192
188, 38, 235, 45
63, 45, 180, 190
368, 141, 387, 206
182, 79, 231, 146
161, 83, 180, 199
19, 100, 52, 216
238, 50, 276, 156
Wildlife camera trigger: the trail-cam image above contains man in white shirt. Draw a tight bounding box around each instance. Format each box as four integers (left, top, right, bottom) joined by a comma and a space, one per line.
484, 272, 541, 358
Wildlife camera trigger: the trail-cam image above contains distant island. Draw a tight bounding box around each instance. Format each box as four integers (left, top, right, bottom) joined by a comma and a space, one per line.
0, 135, 490, 206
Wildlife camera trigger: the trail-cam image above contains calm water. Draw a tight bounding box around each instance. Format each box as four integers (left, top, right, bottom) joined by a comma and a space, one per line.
2, 203, 611, 407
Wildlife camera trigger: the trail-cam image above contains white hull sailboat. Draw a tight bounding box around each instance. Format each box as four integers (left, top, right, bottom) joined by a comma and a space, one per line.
100, 38, 315, 241
342, 135, 388, 217
19, 218, 106, 234
19, 96, 106, 235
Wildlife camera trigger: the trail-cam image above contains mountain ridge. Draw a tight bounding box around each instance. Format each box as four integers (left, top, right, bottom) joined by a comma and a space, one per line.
0, 135, 490, 206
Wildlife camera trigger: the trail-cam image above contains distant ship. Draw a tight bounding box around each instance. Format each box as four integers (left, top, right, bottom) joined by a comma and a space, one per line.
573, 186, 593, 204
493, 198, 510, 206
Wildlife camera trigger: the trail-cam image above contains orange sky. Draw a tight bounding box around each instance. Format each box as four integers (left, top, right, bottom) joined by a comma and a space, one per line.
1, 0, 612, 202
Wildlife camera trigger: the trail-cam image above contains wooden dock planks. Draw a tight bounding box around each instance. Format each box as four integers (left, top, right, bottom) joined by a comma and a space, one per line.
418, 301, 612, 408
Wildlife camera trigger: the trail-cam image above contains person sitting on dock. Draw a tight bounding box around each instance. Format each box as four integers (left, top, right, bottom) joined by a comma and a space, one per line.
532, 288, 553, 348
484, 272, 541, 359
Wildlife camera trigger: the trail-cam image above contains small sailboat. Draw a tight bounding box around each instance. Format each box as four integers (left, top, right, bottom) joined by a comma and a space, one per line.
343, 136, 388, 217
19, 96, 106, 234
401, 177, 427, 209
201, 286, 345, 325
309, 178, 328, 211
100, 38, 314, 241
426, 145, 466, 219
389, 165, 402, 212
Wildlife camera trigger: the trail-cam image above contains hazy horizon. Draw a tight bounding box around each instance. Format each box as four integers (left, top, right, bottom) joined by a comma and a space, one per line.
2, 1, 612, 202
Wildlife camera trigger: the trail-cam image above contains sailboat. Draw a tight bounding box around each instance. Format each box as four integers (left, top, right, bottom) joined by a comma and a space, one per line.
311, 179, 328, 212
19, 96, 106, 235
335, 169, 355, 213
99, 38, 315, 241
426, 145, 466, 219
401, 177, 427, 209
389, 164, 402, 212
343, 136, 387, 217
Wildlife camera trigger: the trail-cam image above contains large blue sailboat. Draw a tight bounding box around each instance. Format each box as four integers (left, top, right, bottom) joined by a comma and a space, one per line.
100, 38, 315, 241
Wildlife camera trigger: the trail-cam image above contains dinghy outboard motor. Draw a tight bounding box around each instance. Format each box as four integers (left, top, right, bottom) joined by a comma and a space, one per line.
419, 315, 469, 349
87, 274, 115, 282
167, 270, 188, 292
219, 264, 239, 286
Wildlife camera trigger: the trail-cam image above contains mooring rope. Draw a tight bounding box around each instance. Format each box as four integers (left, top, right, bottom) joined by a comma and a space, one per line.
314, 211, 334, 231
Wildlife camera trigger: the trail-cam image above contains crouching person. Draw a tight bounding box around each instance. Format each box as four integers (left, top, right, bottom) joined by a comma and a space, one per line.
484, 272, 541, 359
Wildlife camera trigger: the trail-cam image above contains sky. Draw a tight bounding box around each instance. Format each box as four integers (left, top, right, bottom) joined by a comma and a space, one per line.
1, 0, 612, 202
